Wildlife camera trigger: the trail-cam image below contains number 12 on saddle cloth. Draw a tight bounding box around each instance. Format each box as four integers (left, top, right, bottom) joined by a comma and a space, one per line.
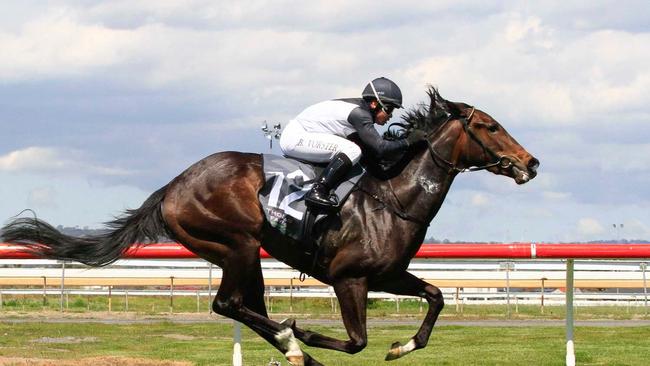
258, 154, 365, 241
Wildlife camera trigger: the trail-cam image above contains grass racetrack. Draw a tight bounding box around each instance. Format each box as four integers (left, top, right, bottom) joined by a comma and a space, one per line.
1, 319, 650, 365
1, 298, 649, 365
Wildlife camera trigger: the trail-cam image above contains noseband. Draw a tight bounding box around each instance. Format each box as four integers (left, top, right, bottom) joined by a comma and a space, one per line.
426, 107, 513, 174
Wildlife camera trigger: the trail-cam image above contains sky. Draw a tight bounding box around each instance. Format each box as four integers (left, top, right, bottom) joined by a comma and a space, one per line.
1, 1, 649, 243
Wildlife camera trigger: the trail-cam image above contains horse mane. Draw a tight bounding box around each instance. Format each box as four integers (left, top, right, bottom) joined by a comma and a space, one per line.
401, 87, 449, 132
368, 87, 468, 179
385, 86, 463, 140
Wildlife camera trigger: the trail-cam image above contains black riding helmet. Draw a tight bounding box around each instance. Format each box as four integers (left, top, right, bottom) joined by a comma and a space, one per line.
362, 77, 403, 109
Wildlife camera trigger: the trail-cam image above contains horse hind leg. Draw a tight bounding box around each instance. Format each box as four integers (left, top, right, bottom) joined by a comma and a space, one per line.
241, 255, 268, 317
211, 234, 323, 366
239, 265, 323, 366
164, 194, 321, 364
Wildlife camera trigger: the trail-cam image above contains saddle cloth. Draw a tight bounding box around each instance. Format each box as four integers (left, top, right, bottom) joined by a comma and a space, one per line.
259, 154, 365, 241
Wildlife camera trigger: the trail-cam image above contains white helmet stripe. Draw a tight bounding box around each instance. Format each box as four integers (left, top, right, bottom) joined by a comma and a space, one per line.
369, 80, 388, 111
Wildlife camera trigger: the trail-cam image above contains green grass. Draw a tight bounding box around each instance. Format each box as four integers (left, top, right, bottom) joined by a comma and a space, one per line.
2, 294, 649, 320
1, 321, 649, 365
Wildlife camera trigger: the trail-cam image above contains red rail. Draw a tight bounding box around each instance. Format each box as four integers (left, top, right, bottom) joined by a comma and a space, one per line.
1, 242, 650, 260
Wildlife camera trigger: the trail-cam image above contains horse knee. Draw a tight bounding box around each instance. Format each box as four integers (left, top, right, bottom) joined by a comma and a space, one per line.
347, 337, 367, 354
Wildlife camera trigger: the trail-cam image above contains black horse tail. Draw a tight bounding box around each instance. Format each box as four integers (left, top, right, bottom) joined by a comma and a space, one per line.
0, 185, 172, 267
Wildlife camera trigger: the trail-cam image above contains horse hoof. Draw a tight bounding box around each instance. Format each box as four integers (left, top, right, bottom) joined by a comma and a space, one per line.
385, 341, 402, 361
287, 355, 305, 366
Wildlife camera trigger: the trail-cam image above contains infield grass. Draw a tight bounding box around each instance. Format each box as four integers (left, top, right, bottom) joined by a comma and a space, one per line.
1, 321, 649, 365
2, 296, 650, 364
3, 295, 650, 321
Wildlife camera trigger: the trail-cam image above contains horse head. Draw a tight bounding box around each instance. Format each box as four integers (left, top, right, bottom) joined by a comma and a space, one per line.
404, 87, 539, 184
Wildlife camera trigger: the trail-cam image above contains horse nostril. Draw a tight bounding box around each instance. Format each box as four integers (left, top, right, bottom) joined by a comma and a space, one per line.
528, 157, 540, 171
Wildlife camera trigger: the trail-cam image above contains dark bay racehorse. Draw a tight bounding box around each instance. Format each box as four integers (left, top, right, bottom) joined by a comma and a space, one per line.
1, 87, 538, 366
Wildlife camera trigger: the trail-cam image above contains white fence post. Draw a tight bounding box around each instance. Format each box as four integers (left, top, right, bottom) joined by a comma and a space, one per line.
208, 263, 213, 314
641, 262, 648, 315
233, 320, 243, 366
500, 261, 514, 318
566, 259, 575, 366
196, 290, 200, 313
60, 261, 66, 312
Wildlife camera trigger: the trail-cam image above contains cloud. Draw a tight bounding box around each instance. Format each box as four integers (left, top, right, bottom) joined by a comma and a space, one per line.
542, 191, 571, 200
0, 1, 648, 241
577, 218, 605, 236
0, 10, 139, 81
4, 2, 647, 122
27, 187, 58, 209
504, 14, 554, 49
405, 13, 650, 127
0, 147, 130, 176
0, 172, 150, 227
623, 220, 650, 240
471, 193, 489, 207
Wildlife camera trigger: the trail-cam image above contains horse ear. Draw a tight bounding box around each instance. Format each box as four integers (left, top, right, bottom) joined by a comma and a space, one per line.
428, 87, 446, 114
427, 86, 451, 122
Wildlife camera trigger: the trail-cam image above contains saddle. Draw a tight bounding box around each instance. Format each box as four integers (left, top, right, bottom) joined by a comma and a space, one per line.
258, 154, 365, 250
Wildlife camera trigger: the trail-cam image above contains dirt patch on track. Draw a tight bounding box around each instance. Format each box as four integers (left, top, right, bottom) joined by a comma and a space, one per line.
0, 357, 192, 365
29, 336, 98, 344
161, 334, 197, 341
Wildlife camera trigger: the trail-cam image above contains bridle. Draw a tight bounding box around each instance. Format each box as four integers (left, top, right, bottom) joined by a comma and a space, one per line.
360, 106, 516, 227
425, 107, 514, 174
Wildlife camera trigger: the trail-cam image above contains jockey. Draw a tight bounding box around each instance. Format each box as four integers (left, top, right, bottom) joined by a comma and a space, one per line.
280, 77, 427, 210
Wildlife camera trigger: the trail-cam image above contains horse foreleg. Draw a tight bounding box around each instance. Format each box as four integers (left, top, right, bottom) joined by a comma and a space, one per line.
286, 277, 369, 354
373, 272, 444, 360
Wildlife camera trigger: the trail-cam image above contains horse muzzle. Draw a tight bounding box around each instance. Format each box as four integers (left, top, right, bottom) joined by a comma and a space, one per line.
512, 157, 539, 184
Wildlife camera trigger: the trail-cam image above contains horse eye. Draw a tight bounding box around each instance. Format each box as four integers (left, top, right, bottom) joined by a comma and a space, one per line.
487, 124, 499, 133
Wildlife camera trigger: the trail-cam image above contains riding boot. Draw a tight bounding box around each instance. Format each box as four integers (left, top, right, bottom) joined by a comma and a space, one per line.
305, 153, 353, 210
